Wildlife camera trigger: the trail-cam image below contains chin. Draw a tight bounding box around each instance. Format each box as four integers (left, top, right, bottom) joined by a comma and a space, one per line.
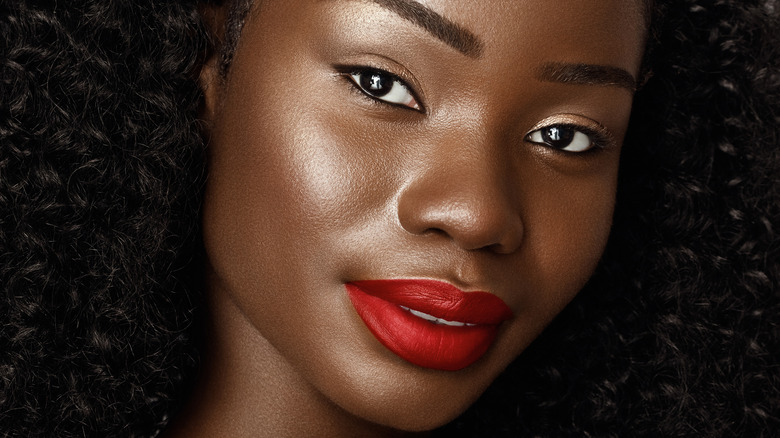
354, 390, 477, 433
313, 344, 506, 433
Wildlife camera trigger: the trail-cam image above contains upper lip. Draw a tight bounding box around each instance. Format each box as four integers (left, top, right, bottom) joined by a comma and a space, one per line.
347, 279, 513, 325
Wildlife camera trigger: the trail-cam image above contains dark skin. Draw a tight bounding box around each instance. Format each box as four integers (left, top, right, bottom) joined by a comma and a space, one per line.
166, 0, 647, 436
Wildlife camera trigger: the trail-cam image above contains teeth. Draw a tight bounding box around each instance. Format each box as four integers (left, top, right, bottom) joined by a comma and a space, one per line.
399, 306, 476, 327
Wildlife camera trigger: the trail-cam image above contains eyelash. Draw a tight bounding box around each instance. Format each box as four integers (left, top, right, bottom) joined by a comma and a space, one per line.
339, 66, 423, 112
524, 123, 612, 154
338, 66, 612, 154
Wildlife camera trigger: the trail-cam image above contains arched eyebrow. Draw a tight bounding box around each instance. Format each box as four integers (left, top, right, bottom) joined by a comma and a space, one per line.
343, 0, 484, 58
536, 62, 638, 92
334, 0, 637, 91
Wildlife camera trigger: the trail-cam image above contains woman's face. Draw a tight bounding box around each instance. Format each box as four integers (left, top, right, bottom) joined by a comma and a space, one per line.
200, 0, 646, 431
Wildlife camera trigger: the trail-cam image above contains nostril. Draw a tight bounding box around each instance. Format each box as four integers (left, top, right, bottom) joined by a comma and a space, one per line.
398, 187, 524, 254
447, 207, 523, 253
485, 216, 524, 254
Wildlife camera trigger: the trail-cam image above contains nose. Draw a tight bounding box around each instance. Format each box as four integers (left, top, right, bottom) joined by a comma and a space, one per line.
396, 136, 524, 254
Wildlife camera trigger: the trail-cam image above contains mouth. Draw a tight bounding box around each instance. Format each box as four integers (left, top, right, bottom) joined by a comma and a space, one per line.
346, 279, 513, 371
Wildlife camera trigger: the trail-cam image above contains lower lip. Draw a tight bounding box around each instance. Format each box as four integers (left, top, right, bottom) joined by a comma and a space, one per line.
346, 279, 513, 371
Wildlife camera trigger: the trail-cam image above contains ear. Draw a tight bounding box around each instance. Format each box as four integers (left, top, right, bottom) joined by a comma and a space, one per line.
198, 2, 230, 125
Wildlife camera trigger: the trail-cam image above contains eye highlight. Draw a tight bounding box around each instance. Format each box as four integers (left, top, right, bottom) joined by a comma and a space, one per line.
526, 124, 603, 153
348, 69, 421, 111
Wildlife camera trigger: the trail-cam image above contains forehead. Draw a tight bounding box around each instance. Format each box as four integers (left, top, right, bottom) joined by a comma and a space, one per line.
404, 0, 645, 65
412, 0, 649, 33
247, 0, 647, 75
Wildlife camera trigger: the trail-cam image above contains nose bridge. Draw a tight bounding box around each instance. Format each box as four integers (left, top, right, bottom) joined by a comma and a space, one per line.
397, 127, 524, 254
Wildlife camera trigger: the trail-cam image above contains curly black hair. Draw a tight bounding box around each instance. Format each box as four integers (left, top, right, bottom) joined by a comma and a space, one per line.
1, 1, 206, 436
1, 0, 778, 437
440, 1, 780, 436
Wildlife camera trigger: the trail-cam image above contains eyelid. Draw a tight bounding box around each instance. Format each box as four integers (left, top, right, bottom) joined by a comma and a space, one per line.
526, 114, 616, 151
334, 62, 426, 111
349, 70, 421, 110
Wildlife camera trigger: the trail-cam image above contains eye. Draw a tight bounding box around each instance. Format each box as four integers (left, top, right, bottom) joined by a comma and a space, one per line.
526, 124, 597, 153
349, 69, 420, 110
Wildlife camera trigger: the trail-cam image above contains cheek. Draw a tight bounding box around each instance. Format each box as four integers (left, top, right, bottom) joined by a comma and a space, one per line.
204, 56, 400, 238
199, 66, 398, 329
493, 154, 619, 359
534, 180, 615, 300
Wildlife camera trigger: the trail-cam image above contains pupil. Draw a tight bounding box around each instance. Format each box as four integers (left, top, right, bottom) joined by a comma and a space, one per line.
543, 126, 574, 148
360, 72, 392, 97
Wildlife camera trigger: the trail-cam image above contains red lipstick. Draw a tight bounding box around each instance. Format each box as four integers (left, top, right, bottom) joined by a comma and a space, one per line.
346, 279, 513, 371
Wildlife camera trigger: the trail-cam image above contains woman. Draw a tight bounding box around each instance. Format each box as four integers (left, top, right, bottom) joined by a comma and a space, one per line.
1, 0, 778, 436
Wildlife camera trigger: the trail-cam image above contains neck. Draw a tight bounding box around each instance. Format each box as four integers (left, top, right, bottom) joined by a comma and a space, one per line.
164, 285, 426, 438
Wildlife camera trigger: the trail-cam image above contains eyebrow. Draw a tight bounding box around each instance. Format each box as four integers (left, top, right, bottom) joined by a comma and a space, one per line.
362, 0, 484, 58
536, 62, 637, 92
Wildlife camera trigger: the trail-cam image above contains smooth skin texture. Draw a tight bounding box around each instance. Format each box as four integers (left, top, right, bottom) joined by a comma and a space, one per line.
167, 0, 647, 436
